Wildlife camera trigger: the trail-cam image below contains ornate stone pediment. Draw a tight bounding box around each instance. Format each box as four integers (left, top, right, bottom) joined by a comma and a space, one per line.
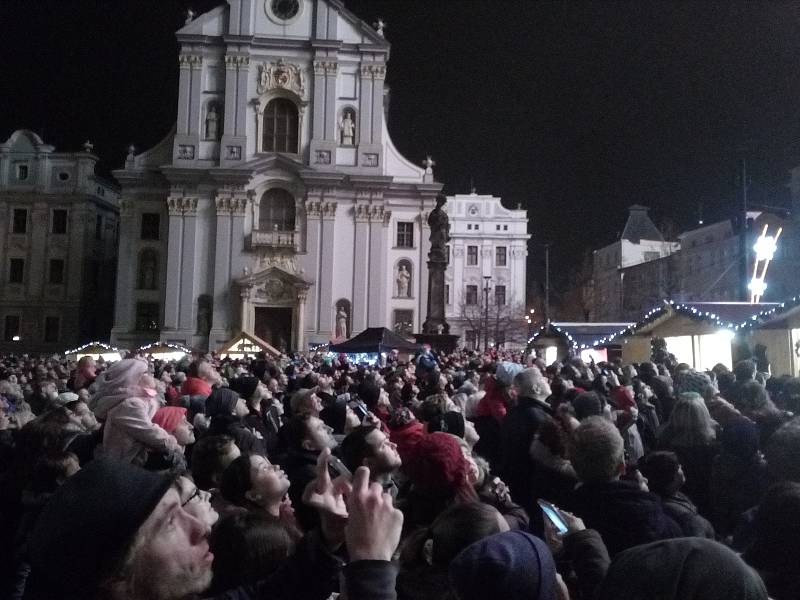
257, 59, 306, 97
237, 266, 311, 305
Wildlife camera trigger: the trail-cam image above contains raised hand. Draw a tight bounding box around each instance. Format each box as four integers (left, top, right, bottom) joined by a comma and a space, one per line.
345, 466, 403, 562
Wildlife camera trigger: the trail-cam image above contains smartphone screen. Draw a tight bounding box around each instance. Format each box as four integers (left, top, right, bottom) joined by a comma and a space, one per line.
538, 499, 568, 534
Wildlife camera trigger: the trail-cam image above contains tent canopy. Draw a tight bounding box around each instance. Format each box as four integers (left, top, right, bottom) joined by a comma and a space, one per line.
329, 328, 421, 354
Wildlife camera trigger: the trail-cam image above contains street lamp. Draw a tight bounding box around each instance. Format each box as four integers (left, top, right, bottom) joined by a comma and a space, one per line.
483, 275, 491, 352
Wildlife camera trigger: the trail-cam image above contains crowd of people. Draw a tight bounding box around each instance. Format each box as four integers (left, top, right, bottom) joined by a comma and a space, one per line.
1, 343, 799, 599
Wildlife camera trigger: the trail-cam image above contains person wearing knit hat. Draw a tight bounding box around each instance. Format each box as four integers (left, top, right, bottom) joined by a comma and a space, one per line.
153, 406, 195, 446
205, 387, 267, 456
25, 455, 406, 600
402, 431, 478, 531
448, 530, 559, 600
90, 358, 180, 465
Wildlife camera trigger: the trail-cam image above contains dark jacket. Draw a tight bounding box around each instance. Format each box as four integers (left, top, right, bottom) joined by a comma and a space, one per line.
282, 448, 321, 532
567, 479, 683, 556
499, 396, 551, 512
710, 453, 770, 536
661, 492, 715, 538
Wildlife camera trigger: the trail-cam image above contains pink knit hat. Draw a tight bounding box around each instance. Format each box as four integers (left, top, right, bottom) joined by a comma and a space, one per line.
405, 432, 470, 497
152, 406, 187, 434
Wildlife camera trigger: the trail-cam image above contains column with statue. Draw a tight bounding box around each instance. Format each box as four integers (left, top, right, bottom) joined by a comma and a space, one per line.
418, 192, 460, 351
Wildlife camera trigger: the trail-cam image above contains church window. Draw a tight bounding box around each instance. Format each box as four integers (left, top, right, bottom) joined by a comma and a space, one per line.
467, 246, 478, 266
16, 164, 28, 180
397, 222, 414, 248
503, 225, 508, 231
4, 315, 20, 342
137, 249, 159, 290
263, 99, 299, 153
271, 0, 300, 20
259, 189, 296, 231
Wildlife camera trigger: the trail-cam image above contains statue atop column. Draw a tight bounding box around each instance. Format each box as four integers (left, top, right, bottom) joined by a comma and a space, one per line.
422, 193, 451, 335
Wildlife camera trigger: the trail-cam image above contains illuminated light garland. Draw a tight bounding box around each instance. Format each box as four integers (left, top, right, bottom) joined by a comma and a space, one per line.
527, 323, 579, 351
64, 341, 119, 354
137, 342, 191, 354
583, 296, 800, 347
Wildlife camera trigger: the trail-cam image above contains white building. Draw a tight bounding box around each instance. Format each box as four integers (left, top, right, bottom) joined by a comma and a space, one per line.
444, 192, 530, 348
0, 130, 120, 353
109, 0, 442, 353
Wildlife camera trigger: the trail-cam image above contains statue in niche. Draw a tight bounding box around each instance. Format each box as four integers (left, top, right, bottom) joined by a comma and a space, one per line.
396, 264, 411, 297
335, 305, 348, 339
205, 105, 219, 140
340, 110, 355, 146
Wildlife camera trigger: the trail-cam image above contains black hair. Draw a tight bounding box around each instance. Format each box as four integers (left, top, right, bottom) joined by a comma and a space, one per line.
340, 424, 378, 472
637, 451, 681, 497
190, 434, 237, 490
220, 453, 254, 507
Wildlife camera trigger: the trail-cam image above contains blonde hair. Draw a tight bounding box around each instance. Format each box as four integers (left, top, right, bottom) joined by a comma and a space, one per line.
663, 392, 716, 446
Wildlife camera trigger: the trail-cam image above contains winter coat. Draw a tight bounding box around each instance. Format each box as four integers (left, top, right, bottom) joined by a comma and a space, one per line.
282, 448, 321, 532
661, 492, 715, 538
710, 453, 770, 536
499, 396, 551, 512
567, 479, 683, 557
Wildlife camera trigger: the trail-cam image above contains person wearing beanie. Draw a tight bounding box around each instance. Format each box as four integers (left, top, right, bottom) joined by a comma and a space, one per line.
402, 431, 478, 532
234, 376, 282, 455
599, 537, 767, 600
388, 406, 426, 464
448, 530, 561, 600
90, 358, 180, 466
206, 387, 267, 456
499, 367, 553, 516
24, 456, 405, 600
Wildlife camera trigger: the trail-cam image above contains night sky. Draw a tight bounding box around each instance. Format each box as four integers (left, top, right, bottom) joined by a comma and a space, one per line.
4, 1, 800, 297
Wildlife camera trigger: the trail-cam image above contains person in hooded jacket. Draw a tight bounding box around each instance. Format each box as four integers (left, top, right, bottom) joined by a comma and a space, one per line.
90, 358, 180, 466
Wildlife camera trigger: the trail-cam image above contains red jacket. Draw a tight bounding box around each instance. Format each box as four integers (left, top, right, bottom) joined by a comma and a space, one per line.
475, 377, 507, 421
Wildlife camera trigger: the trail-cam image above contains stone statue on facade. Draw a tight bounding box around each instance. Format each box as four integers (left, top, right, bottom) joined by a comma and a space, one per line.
341, 111, 355, 146
205, 106, 219, 140
396, 264, 410, 297
335, 306, 348, 339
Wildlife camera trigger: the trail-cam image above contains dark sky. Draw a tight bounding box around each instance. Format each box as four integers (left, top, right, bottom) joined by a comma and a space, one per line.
4, 1, 800, 292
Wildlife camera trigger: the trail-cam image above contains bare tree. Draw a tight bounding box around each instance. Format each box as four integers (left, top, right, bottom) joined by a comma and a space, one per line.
456, 296, 528, 350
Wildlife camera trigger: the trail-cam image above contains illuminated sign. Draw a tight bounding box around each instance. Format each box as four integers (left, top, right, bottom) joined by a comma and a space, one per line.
749, 225, 782, 303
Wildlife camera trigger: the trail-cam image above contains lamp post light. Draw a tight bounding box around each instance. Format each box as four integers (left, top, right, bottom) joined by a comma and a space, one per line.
483, 275, 492, 352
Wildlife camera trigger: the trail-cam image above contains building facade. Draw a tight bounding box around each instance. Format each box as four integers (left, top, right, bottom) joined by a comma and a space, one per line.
444, 192, 529, 348
0, 130, 120, 353
110, 0, 442, 352
592, 205, 800, 322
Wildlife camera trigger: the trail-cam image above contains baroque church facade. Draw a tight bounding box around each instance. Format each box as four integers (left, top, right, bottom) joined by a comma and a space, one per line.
110, 0, 442, 352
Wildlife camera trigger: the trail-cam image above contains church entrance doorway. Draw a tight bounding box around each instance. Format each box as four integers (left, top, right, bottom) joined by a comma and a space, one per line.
254, 307, 293, 351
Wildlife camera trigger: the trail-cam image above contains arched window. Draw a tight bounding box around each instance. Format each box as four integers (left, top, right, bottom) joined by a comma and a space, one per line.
137, 249, 158, 290
263, 98, 299, 153
259, 189, 296, 231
